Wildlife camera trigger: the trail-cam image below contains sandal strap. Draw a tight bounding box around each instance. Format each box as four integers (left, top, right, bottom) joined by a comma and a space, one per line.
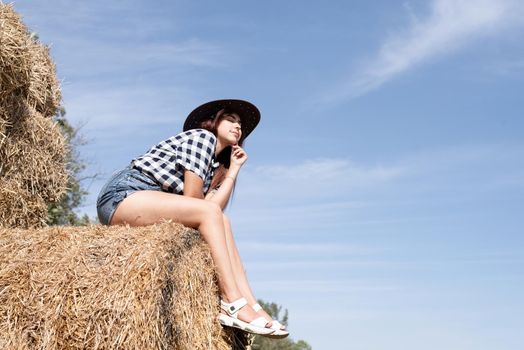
252, 303, 285, 330
221, 298, 247, 317
250, 316, 271, 328
271, 320, 286, 331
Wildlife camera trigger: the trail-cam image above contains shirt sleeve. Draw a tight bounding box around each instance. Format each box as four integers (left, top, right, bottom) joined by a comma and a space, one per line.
176, 130, 217, 182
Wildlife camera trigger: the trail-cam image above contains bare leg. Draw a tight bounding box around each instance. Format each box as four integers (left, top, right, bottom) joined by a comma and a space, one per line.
110, 190, 265, 325
222, 214, 284, 329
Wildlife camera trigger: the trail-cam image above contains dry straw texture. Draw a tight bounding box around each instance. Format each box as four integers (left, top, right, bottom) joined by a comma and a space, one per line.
0, 108, 68, 204
0, 178, 48, 229
1, 3, 66, 229
0, 101, 66, 229
1, 3, 61, 118
0, 3, 32, 98
0, 90, 31, 126
26, 40, 62, 117
0, 105, 9, 146
0, 221, 247, 349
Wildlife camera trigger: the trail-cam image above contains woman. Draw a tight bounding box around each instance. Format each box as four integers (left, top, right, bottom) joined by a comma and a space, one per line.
96, 99, 288, 338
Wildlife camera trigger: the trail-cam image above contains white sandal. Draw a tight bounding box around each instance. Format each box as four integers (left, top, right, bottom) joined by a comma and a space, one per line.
219, 298, 275, 335
253, 303, 290, 339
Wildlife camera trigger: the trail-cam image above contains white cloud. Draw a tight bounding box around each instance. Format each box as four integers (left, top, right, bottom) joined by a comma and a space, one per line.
256, 159, 401, 183
253, 144, 524, 198
239, 158, 405, 200
228, 144, 524, 238
326, 0, 524, 101
56, 38, 228, 79
63, 83, 198, 129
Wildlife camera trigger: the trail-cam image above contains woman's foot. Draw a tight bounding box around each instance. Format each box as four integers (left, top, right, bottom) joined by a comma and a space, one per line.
252, 303, 285, 330
219, 297, 273, 334
251, 303, 290, 339
222, 302, 269, 326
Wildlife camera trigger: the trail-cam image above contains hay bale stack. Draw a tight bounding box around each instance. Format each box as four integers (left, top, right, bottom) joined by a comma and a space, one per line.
1, 3, 61, 117
0, 3, 32, 98
0, 90, 30, 126
26, 40, 62, 117
0, 109, 68, 202
1, 3, 67, 229
0, 178, 48, 228
0, 105, 9, 146
0, 103, 68, 228
0, 221, 248, 349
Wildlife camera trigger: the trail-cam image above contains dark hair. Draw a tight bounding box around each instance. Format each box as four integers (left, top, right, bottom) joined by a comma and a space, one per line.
199, 108, 244, 192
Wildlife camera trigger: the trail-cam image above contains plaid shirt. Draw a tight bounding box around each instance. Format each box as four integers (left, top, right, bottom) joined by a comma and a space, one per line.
131, 129, 220, 194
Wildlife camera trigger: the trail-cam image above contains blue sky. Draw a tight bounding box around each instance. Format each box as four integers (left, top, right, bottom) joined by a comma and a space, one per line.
14, 1, 524, 349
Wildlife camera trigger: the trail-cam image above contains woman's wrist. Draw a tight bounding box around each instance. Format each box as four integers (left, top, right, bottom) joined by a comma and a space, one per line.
226, 167, 240, 178
224, 175, 236, 183
228, 164, 242, 173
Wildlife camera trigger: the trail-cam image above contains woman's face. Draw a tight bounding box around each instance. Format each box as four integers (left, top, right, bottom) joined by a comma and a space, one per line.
216, 114, 242, 146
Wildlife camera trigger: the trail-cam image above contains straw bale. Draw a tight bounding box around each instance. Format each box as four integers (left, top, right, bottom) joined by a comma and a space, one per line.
26, 40, 61, 117
0, 107, 9, 146
0, 178, 48, 229
0, 91, 31, 131
0, 3, 32, 97
0, 110, 68, 203
1, 4, 61, 118
0, 221, 249, 349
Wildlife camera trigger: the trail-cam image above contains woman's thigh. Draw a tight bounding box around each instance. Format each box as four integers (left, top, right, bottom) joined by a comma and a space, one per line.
110, 190, 218, 227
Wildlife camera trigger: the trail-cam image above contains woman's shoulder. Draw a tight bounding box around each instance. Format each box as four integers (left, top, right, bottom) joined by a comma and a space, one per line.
177, 128, 216, 142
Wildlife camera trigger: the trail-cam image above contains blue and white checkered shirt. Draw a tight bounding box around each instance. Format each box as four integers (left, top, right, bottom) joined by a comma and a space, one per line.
131, 129, 220, 194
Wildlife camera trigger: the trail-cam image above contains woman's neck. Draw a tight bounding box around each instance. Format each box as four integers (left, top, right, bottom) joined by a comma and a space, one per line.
215, 138, 226, 156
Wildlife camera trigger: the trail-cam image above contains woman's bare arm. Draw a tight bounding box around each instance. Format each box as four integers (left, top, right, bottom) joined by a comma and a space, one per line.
183, 170, 205, 199
205, 167, 239, 209
205, 145, 247, 210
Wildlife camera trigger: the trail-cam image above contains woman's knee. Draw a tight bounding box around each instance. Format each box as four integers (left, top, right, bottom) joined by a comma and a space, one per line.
200, 201, 223, 222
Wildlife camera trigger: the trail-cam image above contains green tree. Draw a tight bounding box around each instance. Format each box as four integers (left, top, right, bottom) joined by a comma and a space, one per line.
47, 107, 95, 226
251, 300, 312, 350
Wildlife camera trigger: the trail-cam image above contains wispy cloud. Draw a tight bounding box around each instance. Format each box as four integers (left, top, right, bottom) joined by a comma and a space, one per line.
19, 1, 231, 78
255, 159, 402, 183
229, 144, 524, 238
240, 158, 405, 200
325, 0, 524, 101
63, 83, 198, 129
56, 38, 228, 79
237, 144, 523, 205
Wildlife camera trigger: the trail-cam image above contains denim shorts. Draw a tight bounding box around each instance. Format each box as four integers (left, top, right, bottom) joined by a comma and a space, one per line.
96, 165, 162, 225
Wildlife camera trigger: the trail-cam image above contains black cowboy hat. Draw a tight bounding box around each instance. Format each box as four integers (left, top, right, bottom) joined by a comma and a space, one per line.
183, 99, 261, 139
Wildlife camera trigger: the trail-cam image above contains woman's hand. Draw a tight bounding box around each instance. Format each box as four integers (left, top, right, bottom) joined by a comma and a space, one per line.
230, 145, 248, 168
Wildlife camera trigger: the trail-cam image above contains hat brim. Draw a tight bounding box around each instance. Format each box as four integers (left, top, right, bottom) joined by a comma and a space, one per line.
183, 99, 261, 140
